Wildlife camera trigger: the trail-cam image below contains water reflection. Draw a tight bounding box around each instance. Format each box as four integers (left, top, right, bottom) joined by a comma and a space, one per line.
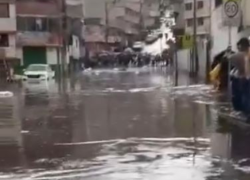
0, 68, 249, 179
0, 93, 22, 169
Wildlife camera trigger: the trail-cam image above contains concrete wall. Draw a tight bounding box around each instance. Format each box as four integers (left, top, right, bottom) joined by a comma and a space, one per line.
16, 48, 22, 64
197, 40, 207, 79
4, 34, 16, 58
177, 49, 190, 72
46, 47, 58, 65
83, 0, 108, 18
185, 17, 210, 35
184, 0, 210, 19
0, 3, 17, 59
177, 40, 207, 79
184, 0, 211, 35
0, 3, 16, 32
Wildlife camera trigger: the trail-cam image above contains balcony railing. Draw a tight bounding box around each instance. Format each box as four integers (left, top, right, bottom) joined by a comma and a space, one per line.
16, 32, 62, 46
0, 47, 16, 59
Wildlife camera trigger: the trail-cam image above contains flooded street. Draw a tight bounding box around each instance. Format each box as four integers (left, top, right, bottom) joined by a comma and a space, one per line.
0, 67, 250, 180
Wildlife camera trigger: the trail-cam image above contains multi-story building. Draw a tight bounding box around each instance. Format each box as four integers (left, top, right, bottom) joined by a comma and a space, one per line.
83, 0, 161, 54
16, 0, 62, 68
15, 0, 84, 70
83, 0, 122, 54
142, 0, 160, 30
0, 0, 17, 74
184, 0, 211, 37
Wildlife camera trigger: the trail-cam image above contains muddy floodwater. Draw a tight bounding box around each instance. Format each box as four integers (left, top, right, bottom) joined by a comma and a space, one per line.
0, 67, 250, 180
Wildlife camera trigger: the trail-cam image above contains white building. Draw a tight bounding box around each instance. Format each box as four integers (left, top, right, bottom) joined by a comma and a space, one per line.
184, 0, 211, 37
210, 0, 239, 58
0, 0, 17, 62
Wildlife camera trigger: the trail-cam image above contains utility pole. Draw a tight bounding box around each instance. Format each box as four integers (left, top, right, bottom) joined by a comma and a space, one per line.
139, 0, 143, 41
58, 0, 68, 95
193, 0, 198, 76
105, 1, 109, 47
61, 0, 67, 77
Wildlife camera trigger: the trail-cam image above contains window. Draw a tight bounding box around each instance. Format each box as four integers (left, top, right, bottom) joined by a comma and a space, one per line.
215, 0, 223, 7
0, 4, 9, 18
186, 19, 193, 27
20, 17, 49, 32
198, 17, 204, 26
185, 3, 192, 11
17, 17, 27, 31
0, 34, 9, 47
197, 1, 204, 9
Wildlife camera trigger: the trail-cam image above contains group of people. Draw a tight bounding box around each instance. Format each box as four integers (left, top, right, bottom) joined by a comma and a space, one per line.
210, 37, 250, 117
83, 48, 173, 69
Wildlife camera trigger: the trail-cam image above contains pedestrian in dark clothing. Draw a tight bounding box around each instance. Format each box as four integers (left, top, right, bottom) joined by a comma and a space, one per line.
211, 48, 234, 91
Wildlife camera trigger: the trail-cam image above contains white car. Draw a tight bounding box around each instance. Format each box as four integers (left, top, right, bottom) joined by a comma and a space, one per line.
24, 64, 55, 81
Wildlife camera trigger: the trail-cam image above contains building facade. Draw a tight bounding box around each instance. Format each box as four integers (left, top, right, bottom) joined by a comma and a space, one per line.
83, 0, 162, 54
16, 0, 62, 68
184, 0, 211, 37
0, 0, 17, 66
15, 0, 84, 71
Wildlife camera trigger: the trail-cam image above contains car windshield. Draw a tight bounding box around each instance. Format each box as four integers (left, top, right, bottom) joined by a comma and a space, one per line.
27, 65, 47, 71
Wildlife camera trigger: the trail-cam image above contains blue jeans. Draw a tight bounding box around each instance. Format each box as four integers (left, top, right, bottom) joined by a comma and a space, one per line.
231, 77, 250, 116
242, 79, 250, 115
231, 76, 244, 111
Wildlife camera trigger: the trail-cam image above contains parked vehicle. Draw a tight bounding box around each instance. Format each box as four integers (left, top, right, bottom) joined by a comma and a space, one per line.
23, 64, 55, 81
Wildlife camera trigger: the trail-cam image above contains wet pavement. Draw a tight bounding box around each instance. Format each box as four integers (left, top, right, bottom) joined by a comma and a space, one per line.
0, 67, 250, 179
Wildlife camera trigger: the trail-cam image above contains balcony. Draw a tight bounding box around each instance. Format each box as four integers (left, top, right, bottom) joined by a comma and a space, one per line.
0, 18, 16, 32
0, 47, 16, 59
16, 32, 62, 47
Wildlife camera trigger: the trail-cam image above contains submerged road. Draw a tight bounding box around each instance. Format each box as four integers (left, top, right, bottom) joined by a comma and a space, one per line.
0, 67, 249, 180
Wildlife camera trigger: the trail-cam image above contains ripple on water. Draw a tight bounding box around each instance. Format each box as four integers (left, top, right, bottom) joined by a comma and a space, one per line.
2, 138, 248, 180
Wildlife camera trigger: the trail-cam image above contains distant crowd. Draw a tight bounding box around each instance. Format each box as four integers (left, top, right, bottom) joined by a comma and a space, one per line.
82, 48, 173, 69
